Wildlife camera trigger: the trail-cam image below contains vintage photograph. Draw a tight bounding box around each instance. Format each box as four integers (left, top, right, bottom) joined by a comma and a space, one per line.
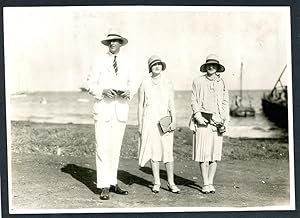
4, 6, 294, 213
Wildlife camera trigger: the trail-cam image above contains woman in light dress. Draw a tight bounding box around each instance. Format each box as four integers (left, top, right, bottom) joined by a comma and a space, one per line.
138, 55, 180, 194
190, 54, 229, 194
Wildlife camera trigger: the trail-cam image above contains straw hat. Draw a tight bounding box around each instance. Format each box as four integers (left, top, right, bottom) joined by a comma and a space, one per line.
101, 29, 128, 46
148, 55, 166, 72
200, 54, 225, 72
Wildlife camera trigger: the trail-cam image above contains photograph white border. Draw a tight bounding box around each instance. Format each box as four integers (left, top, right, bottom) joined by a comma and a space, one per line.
4, 5, 294, 214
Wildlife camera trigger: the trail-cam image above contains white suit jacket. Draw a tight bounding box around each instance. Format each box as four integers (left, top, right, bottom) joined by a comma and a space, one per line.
87, 52, 136, 122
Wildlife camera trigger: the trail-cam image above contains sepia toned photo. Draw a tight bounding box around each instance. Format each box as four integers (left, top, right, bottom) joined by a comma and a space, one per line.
4, 6, 294, 214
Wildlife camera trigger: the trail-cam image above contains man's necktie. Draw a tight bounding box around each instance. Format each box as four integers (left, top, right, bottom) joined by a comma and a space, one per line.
113, 55, 118, 74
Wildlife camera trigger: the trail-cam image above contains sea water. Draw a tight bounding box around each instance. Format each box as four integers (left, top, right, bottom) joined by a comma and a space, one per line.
9, 90, 288, 138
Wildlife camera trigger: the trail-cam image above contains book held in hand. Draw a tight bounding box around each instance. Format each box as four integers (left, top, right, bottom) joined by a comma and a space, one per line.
201, 112, 213, 122
159, 116, 172, 133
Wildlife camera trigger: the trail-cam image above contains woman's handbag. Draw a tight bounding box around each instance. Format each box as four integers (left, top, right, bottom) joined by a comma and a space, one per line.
159, 116, 172, 133
211, 119, 226, 135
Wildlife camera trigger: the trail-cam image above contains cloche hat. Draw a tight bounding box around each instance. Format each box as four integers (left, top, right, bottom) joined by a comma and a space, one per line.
148, 55, 166, 72
200, 54, 225, 73
101, 29, 128, 46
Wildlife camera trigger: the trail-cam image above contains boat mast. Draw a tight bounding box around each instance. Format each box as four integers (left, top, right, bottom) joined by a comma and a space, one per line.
270, 64, 287, 96
240, 61, 243, 99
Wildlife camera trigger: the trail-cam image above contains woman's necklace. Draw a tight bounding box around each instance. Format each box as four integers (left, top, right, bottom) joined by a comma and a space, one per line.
151, 74, 161, 85
206, 74, 217, 92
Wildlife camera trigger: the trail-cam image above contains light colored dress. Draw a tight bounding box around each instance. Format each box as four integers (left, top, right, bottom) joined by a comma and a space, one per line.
138, 74, 175, 167
191, 74, 229, 162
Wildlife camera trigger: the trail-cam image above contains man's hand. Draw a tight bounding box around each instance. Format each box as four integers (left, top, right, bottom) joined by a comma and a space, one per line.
120, 90, 130, 99
194, 112, 209, 126
103, 89, 117, 98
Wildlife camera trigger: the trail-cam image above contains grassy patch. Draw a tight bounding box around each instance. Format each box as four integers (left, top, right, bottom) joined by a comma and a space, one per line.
10, 121, 289, 160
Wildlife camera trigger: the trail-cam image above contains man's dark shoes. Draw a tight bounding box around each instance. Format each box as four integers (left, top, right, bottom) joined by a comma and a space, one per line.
110, 184, 128, 195
100, 187, 110, 200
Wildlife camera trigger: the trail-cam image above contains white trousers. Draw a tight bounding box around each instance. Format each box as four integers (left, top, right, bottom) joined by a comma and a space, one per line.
95, 116, 126, 188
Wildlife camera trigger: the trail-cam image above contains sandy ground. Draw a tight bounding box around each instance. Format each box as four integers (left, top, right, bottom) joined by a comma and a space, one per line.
8, 121, 292, 213
10, 153, 291, 212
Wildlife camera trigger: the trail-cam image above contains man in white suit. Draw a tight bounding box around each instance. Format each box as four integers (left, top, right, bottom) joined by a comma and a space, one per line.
87, 30, 135, 200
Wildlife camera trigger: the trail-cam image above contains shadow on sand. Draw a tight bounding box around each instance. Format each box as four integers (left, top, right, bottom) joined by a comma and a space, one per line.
61, 164, 201, 194
61, 164, 100, 194
61, 164, 153, 193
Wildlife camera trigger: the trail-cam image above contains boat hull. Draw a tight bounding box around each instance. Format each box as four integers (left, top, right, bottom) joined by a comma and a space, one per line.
262, 97, 288, 129
230, 106, 255, 117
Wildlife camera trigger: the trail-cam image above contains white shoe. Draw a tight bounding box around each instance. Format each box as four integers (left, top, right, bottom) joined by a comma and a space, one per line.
152, 184, 160, 193
167, 183, 180, 193
201, 185, 210, 194
209, 184, 216, 194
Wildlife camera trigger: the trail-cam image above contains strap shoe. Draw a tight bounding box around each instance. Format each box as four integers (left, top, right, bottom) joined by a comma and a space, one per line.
167, 183, 180, 194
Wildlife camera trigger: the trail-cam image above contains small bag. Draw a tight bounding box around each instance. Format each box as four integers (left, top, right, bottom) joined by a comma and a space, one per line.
211, 120, 226, 135
159, 116, 172, 133
216, 123, 226, 135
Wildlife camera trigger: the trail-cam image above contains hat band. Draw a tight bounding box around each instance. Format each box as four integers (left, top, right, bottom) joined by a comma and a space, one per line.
206, 59, 219, 64
149, 60, 162, 67
107, 34, 122, 38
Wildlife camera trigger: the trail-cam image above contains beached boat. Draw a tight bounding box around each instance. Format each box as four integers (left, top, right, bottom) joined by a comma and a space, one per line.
230, 61, 255, 117
230, 104, 255, 117
262, 65, 288, 129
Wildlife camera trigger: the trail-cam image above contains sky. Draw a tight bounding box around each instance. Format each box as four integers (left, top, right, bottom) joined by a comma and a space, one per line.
4, 6, 291, 93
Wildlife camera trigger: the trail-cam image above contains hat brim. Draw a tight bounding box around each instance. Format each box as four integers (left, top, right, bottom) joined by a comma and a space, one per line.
101, 36, 128, 46
149, 60, 166, 72
200, 62, 225, 73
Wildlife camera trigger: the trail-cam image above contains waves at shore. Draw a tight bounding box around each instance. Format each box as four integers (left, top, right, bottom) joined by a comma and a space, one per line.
9, 91, 288, 138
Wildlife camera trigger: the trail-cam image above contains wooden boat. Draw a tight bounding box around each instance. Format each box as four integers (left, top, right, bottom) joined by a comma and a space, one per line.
230, 104, 255, 117
230, 61, 255, 117
262, 65, 288, 129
